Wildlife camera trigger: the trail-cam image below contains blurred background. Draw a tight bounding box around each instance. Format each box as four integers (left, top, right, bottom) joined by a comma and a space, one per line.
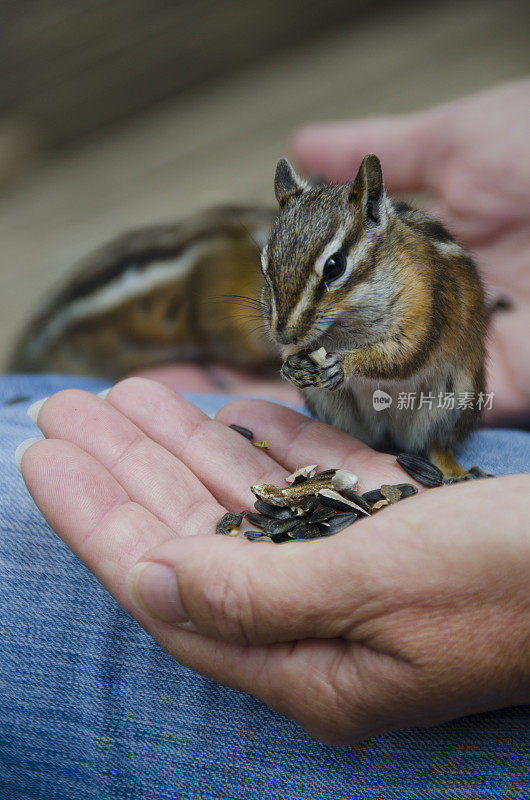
1, 0, 529, 368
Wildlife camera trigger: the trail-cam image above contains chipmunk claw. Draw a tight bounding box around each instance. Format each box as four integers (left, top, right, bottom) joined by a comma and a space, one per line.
281, 352, 344, 390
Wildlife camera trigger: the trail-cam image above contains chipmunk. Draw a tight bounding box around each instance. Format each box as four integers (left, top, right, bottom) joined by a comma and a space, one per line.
9, 156, 489, 482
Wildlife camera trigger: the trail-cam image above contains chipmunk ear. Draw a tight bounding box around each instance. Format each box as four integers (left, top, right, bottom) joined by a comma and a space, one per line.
274, 159, 306, 209
350, 154, 385, 224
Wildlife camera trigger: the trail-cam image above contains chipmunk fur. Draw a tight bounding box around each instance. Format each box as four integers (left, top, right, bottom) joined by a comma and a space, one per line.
9, 156, 488, 481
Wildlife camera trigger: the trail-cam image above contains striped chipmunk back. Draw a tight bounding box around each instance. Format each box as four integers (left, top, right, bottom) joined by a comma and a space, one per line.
8, 205, 279, 380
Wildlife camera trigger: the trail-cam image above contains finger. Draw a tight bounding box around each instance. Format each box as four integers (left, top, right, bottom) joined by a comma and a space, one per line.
292, 110, 445, 192
102, 378, 292, 509
125, 518, 391, 645
19, 438, 176, 584
33, 389, 224, 534
216, 399, 423, 493
19, 438, 375, 742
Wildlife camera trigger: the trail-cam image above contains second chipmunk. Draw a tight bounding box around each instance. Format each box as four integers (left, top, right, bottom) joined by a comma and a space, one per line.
9, 155, 489, 482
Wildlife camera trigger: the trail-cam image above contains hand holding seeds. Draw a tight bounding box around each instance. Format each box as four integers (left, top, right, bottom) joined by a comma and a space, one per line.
20, 378, 530, 743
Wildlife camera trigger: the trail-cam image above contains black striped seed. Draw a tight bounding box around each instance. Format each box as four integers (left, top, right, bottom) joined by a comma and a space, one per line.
297, 496, 320, 514
288, 522, 322, 540
394, 483, 418, 498
318, 491, 358, 512
396, 453, 444, 487
340, 489, 372, 512
362, 489, 384, 503
320, 512, 357, 535
229, 424, 253, 440
265, 518, 299, 536
308, 507, 336, 524
245, 512, 271, 529
253, 499, 293, 519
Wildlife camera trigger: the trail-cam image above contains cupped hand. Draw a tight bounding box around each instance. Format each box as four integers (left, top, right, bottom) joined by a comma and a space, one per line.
292, 79, 530, 425
19, 378, 530, 743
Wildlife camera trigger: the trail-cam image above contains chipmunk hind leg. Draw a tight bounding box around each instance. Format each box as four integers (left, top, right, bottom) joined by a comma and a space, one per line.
428, 447, 493, 484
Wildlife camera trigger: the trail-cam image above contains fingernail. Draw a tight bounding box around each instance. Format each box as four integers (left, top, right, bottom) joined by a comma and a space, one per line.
27, 397, 48, 424
15, 437, 42, 471
97, 388, 111, 399
126, 562, 189, 623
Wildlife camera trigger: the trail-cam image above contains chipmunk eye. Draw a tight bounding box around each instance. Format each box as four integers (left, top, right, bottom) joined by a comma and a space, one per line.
322, 252, 346, 284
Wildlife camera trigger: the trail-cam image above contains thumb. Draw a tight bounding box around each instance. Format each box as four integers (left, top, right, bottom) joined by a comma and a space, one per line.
125, 531, 377, 645
292, 109, 446, 193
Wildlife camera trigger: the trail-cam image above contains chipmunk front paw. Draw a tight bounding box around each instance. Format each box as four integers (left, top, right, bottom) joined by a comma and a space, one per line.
281, 351, 344, 390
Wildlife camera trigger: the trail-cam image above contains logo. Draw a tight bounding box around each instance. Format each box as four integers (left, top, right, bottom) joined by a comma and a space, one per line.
372, 389, 392, 411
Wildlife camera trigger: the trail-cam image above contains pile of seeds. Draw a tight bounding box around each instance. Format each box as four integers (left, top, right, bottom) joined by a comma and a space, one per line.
215, 463, 418, 544
217, 424, 463, 543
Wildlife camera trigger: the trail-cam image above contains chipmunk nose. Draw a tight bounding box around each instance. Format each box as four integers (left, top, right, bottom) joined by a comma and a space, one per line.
275, 321, 298, 345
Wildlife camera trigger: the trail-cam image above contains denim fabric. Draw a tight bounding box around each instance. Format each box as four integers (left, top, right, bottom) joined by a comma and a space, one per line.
0, 373, 529, 800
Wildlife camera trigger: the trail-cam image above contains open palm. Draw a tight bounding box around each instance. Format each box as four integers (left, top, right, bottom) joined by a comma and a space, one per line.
19, 378, 529, 742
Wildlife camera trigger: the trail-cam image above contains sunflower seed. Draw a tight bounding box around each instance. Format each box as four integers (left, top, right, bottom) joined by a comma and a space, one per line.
308, 507, 336, 524
215, 512, 243, 536
394, 483, 418, 499
297, 495, 320, 515
286, 465, 318, 484
318, 489, 362, 512
244, 512, 270, 529
340, 489, 372, 512
320, 512, 358, 535
229, 424, 253, 440
380, 484, 402, 504
252, 441, 269, 450
244, 531, 273, 542
396, 453, 444, 487
288, 522, 322, 540
254, 499, 293, 519
264, 518, 300, 536
362, 489, 384, 503
313, 468, 337, 478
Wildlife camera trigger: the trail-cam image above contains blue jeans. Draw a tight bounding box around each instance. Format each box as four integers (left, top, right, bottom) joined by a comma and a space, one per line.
1, 374, 529, 800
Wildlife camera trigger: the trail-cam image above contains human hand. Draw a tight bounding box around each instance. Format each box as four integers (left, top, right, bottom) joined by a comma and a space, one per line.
19, 379, 530, 743
132, 362, 299, 405
292, 80, 530, 425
